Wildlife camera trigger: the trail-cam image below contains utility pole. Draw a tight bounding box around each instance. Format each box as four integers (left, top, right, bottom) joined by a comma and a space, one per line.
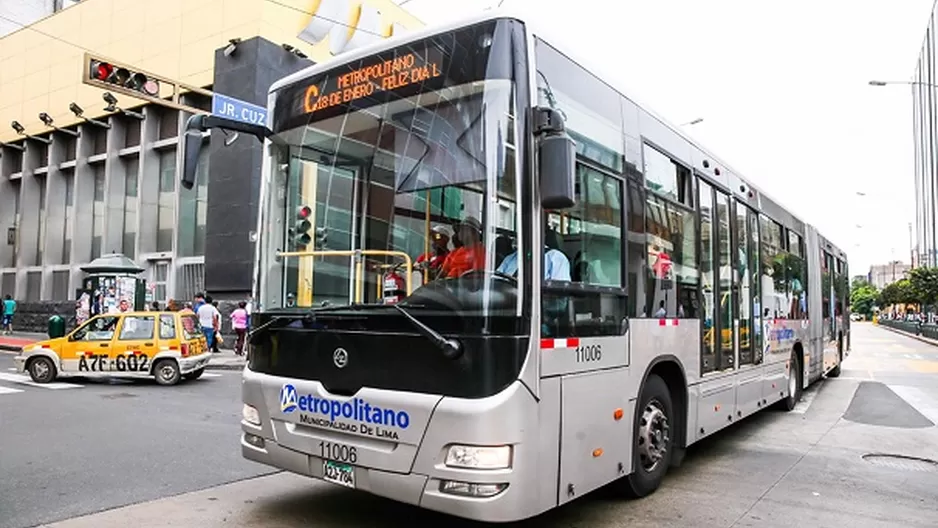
909, 222, 915, 269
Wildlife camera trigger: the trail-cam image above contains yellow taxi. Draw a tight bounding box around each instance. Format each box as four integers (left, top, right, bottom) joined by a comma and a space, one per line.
13, 310, 210, 386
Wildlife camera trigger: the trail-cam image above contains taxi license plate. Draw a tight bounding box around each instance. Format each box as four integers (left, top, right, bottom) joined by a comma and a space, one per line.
322, 460, 355, 488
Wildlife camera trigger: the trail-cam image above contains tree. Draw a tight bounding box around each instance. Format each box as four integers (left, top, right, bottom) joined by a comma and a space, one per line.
908, 266, 938, 310
879, 278, 918, 308
850, 278, 878, 318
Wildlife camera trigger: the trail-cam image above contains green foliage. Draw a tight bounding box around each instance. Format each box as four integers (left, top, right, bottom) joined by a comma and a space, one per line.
878, 278, 917, 307
908, 267, 938, 309
850, 278, 878, 318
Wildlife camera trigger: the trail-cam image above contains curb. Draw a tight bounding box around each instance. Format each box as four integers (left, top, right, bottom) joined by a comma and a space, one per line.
205, 362, 246, 371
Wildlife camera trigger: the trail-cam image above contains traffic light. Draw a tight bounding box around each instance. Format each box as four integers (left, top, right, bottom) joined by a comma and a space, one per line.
293, 205, 313, 250
81, 52, 212, 115
88, 58, 160, 97
315, 227, 328, 250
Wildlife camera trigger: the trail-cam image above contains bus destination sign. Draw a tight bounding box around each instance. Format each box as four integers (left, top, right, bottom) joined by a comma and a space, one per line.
301, 49, 444, 114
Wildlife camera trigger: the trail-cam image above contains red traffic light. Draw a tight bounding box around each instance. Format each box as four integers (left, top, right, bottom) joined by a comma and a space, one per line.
90, 60, 113, 81
297, 205, 312, 219
87, 58, 161, 97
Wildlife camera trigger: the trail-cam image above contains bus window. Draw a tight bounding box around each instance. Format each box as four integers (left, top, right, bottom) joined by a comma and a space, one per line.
542, 164, 627, 338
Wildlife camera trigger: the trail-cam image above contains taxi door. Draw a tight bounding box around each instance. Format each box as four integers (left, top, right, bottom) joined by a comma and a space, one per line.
67, 314, 122, 374
113, 314, 159, 375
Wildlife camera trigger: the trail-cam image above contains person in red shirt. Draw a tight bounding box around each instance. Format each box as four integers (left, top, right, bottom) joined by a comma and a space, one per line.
416, 225, 452, 280
439, 216, 485, 279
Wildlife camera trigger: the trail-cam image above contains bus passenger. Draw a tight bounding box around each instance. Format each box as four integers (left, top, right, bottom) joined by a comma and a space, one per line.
439, 217, 485, 278
497, 229, 571, 281
416, 225, 452, 280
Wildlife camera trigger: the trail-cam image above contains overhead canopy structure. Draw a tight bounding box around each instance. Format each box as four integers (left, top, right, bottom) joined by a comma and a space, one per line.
79, 254, 144, 275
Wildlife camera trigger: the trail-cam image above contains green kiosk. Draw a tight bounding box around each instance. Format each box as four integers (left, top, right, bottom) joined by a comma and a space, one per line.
59, 254, 147, 337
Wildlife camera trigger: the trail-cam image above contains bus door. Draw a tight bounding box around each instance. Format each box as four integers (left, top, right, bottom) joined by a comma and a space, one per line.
713, 190, 736, 371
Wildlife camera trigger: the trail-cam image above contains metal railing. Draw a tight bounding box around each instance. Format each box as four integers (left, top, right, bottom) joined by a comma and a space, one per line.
277, 249, 414, 304
877, 317, 938, 339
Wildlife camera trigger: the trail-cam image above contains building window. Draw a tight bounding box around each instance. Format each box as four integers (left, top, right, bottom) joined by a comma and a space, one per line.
157, 150, 176, 253
91, 164, 106, 259
152, 262, 169, 303
26, 271, 40, 301
62, 170, 74, 264
786, 231, 808, 319
177, 148, 208, 257
123, 157, 139, 259
36, 176, 46, 265
52, 270, 69, 300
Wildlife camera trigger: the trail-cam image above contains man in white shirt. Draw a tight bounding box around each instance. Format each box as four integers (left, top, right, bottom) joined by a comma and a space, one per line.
197, 295, 221, 351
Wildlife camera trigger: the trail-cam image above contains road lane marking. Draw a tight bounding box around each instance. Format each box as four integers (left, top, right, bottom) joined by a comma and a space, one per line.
201, 373, 222, 378
0, 372, 84, 389
0, 386, 24, 395
890, 385, 938, 425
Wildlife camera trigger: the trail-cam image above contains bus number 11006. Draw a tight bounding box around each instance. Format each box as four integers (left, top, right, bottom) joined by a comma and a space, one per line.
575, 344, 602, 363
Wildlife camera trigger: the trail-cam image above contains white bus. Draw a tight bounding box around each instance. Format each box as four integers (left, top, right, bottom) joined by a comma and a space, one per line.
181, 10, 851, 523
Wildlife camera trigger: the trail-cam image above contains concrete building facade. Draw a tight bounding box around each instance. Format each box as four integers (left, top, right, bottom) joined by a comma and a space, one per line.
0, 0, 422, 327
868, 261, 912, 290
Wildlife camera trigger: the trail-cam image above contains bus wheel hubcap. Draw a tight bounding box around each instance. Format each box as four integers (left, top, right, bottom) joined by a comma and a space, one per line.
638, 400, 669, 472
789, 367, 797, 396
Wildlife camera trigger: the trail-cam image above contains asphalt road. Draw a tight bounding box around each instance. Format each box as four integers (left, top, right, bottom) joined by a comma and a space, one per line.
0, 355, 273, 528
4, 323, 938, 528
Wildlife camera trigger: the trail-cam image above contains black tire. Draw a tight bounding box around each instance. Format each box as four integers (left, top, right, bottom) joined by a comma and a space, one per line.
617, 374, 673, 497
27, 356, 57, 384
183, 367, 205, 381
153, 359, 181, 386
776, 351, 803, 411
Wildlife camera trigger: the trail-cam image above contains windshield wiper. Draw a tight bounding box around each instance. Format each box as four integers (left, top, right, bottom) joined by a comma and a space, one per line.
392, 304, 462, 360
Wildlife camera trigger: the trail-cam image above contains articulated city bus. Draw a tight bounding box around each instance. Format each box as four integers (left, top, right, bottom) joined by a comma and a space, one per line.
180, 10, 850, 523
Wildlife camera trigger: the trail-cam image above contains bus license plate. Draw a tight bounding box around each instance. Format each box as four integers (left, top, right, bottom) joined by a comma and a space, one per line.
322, 460, 355, 488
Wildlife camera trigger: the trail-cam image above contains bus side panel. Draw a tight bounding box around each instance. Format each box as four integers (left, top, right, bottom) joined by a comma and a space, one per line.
558, 368, 632, 506
628, 319, 700, 448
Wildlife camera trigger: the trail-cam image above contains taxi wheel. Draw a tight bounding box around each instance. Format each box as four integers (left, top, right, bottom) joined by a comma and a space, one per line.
153, 359, 181, 386
183, 368, 205, 381
27, 357, 57, 384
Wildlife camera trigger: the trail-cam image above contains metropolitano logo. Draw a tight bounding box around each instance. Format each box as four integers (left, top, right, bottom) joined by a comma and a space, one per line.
280, 383, 298, 413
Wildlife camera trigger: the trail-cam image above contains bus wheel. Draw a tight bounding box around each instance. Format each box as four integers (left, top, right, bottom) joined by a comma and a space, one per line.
618, 374, 673, 498
27, 356, 57, 384
776, 352, 803, 411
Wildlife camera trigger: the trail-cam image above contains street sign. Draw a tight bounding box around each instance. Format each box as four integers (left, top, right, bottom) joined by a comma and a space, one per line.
211, 93, 267, 126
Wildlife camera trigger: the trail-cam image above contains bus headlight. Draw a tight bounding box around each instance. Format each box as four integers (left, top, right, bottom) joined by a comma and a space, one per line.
444, 445, 512, 469
242, 404, 261, 426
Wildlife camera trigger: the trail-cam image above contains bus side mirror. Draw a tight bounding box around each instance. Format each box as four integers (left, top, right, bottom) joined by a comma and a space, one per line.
535, 107, 576, 210
180, 114, 272, 190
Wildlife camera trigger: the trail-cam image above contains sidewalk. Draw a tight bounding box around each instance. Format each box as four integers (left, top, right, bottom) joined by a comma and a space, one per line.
877, 322, 938, 347
0, 332, 246, 371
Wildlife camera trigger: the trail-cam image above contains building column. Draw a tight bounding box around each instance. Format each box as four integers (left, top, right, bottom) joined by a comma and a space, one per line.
40, 132, 69, 298
70, 121, 99, 288
102, 117, 128, 256
136, 107, 162, 257
0, 146, 21, 273
15, 140, 42, 298
205, 36, 311, 296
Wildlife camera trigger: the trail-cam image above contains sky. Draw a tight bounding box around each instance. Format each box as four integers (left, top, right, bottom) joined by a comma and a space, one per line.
400, 0, 935, 274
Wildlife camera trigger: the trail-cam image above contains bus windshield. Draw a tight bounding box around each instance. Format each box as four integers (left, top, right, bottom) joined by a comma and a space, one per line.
258, 20, 523, 324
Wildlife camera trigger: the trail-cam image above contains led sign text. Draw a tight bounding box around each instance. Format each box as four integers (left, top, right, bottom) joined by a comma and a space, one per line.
302, 52, 443, 114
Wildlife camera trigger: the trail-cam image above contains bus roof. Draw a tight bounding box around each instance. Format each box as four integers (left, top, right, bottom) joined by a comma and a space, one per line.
269, 9, 848, 263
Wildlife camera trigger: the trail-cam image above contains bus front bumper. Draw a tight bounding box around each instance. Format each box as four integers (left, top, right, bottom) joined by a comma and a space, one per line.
240, 431, 518, 522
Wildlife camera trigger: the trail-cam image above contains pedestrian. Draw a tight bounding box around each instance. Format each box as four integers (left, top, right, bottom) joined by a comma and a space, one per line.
230, 301, 249, 356
193, 292, 205, 313
197, 295, 221, 351
211, 300, 223, 353
150, 301, 160, 311
2, 294, 16, 335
